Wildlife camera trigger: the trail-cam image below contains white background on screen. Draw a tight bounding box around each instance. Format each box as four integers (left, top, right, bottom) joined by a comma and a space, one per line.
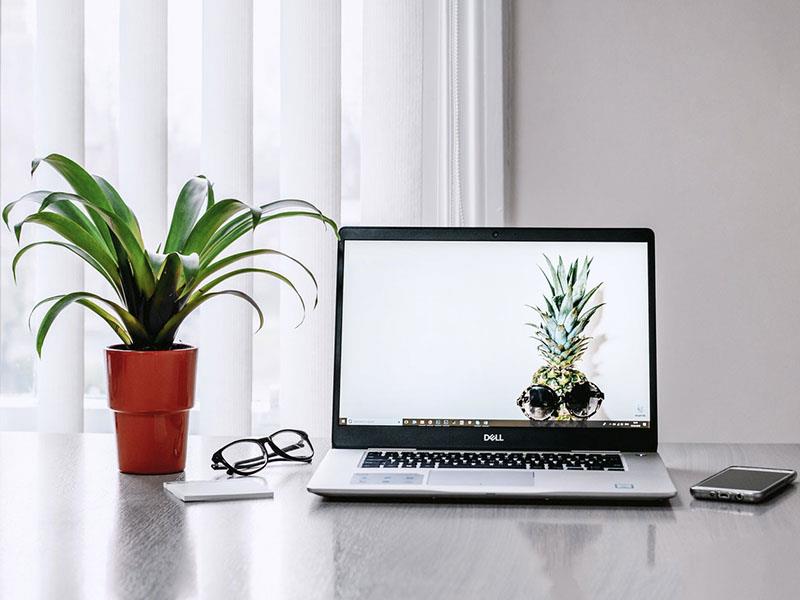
339, 240, 650, 423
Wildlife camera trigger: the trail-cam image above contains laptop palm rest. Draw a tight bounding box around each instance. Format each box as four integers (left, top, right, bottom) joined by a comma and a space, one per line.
427, 471, 535, 486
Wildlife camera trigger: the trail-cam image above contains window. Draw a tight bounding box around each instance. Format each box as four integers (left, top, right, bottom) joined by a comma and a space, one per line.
0, 0, 364, 431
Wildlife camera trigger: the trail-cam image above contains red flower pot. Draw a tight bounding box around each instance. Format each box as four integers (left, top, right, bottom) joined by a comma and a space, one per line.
106, 344, 198, 474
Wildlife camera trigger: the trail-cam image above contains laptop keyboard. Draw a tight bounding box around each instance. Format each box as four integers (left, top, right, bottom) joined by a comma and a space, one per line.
361, 451, 625, 471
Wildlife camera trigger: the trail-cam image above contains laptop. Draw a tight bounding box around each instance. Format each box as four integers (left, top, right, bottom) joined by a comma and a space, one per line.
307, 227, 677, 500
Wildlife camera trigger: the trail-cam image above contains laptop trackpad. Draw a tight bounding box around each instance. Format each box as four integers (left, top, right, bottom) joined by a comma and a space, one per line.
427, 471, 535, 486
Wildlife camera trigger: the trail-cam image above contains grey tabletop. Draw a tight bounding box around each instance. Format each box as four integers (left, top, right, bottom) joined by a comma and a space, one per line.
1, 433, 798, 600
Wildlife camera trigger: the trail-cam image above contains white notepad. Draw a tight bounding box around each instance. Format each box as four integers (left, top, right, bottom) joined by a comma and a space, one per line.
164, 477, 274, 502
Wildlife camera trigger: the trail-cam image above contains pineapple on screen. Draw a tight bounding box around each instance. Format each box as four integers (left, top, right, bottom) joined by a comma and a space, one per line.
524, 255, 604, 420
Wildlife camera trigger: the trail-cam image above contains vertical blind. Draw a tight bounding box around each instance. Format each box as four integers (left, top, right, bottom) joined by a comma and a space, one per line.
7, 0, 503, 436
34, 0, 86, 432
361, 0, 424, 226
279, 1, 342, 437
197, 0, 254, 436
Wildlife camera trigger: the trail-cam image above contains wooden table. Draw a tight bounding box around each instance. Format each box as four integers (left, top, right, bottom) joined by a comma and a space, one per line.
1, 433, 798, 599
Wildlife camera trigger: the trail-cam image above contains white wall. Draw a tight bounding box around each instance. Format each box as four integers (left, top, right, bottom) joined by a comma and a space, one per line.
508, 0, 800, 443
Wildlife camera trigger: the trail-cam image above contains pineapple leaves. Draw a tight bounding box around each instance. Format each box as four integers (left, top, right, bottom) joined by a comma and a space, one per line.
528, 254, 604, 370
6, 155, 338, 353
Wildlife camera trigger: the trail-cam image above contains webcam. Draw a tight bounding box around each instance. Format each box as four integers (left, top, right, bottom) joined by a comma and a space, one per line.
492, 231, 499, 239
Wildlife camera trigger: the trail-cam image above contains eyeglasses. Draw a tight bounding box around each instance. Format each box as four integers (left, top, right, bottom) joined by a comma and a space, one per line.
516, 381, 604, 421
211, 429, 314, 476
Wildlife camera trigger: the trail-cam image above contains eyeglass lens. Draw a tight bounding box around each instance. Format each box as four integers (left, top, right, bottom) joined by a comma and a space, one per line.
564, 381, 603, 418
270, 430, 313, 461
220, 440, 267, 474
527, 385, 558, 420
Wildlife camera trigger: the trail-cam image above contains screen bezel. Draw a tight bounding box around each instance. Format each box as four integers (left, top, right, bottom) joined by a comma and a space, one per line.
331, 227, 658, 452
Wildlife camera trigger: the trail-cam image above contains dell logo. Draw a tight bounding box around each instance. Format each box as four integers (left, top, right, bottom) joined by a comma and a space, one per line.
483, 433, 504, 442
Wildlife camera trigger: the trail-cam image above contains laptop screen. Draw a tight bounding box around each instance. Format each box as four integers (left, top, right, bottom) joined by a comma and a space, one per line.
338, 239, 651, 430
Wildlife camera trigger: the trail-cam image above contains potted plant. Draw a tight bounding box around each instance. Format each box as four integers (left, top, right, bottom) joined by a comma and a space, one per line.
3, 154, 337, 474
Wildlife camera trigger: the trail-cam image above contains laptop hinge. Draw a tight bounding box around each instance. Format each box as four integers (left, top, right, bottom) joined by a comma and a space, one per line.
570, 450, 622, 453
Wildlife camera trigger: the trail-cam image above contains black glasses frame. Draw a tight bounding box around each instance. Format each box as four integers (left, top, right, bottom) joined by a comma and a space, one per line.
211, 428, 314, 476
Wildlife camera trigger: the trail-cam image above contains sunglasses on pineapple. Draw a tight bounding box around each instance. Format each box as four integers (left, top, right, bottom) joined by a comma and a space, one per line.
516, 381, 604, 421
211, 429, 314, 476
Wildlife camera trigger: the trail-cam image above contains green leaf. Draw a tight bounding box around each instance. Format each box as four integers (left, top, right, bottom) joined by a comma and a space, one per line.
94, 176, 144, 247
567, 260, 577, 286
154, 289, 264, 347
182, 198, 252, 255
27, 294, 64, 332
32, 291, 150, 355
32, 155, 111, 209
193, 267, 307, 326
575, 283, 602, 316
202, 199, 332, 256
183, 248, 318, 307
543, 255, 559, 294
13, 212, 119, 280
4, 190, 98, 239
12, 240, 122, 297
147, 250, 200, 284
145, 253, 184, 334
75, 299, 132, 345
538, 266, 555, 298
38, 193, 155, 297
200, 210, 338, 265
164, 177, 214, 253
32, 154, 116, 249
578, 302, 604, 326
201, 198, 338, 260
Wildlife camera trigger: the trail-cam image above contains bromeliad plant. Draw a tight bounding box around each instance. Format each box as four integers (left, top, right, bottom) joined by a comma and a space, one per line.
3, 154, 337, 354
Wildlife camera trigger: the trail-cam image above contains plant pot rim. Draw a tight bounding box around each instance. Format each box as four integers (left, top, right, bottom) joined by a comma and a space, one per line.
106, 343, 197, 354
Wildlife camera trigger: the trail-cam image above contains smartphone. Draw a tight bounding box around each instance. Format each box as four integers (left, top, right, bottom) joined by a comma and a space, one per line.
690, 466, 796, 503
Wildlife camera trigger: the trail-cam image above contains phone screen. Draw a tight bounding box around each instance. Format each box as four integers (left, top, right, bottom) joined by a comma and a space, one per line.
700, 468, 790, 491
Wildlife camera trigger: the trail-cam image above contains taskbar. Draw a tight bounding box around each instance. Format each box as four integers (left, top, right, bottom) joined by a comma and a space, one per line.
338, 417, 650, 428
